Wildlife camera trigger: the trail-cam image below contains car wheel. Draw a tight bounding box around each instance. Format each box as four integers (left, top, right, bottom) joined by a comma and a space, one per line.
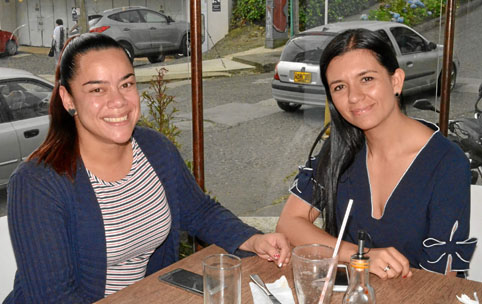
147, 54, 166, 63
180, 34, 190, 57
119, 42, 134, 63
437, 63, 457, 96
6, 40, 17, 56
277, 100, 302, 112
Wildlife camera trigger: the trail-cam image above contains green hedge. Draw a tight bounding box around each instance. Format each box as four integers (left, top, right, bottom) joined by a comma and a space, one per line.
232, 0, 377, 30
368, 0, 446, 26
300, 0, 376, 30
232, 0, 266, 25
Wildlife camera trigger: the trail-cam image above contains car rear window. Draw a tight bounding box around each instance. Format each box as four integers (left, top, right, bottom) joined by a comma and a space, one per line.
280, 34, 335, 64
88, 17, 101, 27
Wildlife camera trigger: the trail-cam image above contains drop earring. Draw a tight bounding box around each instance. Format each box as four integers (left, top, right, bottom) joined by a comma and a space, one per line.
68, 109, 77, 117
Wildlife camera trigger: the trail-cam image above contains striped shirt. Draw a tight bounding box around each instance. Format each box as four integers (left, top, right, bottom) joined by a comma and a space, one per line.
87, 139, 171, 296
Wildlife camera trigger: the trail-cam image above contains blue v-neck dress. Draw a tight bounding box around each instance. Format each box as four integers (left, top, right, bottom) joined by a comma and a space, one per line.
290, 122, 477, 274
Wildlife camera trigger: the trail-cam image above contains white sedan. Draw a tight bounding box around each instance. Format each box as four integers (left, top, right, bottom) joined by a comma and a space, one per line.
0, 68, 52, 188
272, 21, 459, 112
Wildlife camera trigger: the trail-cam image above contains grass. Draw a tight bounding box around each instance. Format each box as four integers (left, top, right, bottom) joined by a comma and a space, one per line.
202, 24, 266, 60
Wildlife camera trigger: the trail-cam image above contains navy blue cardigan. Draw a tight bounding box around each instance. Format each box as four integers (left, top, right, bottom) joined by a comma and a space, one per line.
5, 127, 259, 303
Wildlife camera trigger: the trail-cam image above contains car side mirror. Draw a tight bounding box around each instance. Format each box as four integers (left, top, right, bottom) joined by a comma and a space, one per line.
427, 42, 437, 51
167, 16, 174, 23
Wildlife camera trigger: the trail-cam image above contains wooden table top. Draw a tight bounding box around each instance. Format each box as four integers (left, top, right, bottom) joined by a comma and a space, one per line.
97, 245, 482, 304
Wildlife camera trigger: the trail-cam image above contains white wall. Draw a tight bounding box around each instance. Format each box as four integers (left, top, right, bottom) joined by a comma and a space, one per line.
0, 216, 16, 301
468, 185, 482, 282
205, 0, 230, 50
6, 0, 228, 49
161, 0, 189, 22
0, 0, 17, 32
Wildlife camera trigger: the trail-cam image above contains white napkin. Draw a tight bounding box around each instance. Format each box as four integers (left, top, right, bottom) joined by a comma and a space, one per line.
249, 275, 296, 304
457, 292, 479, 304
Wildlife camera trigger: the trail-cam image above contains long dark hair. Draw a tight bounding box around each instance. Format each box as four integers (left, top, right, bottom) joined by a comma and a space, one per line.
29, 33, 131, 179
311, 28, 401, 236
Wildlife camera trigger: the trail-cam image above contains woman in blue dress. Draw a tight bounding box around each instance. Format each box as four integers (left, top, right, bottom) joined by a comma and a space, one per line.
276, 29, 477, 279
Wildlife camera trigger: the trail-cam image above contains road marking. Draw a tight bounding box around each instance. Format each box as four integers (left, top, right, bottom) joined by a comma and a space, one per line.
252, 78, 273, 84
174, 98, 279, 130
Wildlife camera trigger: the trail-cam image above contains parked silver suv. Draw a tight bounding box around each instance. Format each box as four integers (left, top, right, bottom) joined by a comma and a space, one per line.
89, 6, 189, 63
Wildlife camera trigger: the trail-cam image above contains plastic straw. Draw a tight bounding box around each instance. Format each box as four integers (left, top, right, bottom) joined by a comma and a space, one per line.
318, 199, 354, 304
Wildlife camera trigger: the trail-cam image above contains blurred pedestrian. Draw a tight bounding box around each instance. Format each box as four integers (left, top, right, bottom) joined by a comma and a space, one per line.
52, 19, 65, 63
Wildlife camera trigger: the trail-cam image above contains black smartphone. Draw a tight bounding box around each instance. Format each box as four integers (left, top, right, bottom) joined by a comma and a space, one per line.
158, 268, 203, 295
334, 264, 350, 292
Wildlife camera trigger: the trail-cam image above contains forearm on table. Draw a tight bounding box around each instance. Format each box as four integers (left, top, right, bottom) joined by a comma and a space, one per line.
238, 234, 261, 252
276, 216, 357, 263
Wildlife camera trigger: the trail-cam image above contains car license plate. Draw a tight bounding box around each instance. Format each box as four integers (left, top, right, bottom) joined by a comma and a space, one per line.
294, 72, 312, 83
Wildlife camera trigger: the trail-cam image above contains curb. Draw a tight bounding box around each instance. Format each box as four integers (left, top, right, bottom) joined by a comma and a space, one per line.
231, 50, 281, 73
135, 71, 233, 83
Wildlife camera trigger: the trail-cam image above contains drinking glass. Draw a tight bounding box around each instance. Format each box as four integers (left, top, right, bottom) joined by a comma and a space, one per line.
203, 253, 241, 304
292, 244, 338, 304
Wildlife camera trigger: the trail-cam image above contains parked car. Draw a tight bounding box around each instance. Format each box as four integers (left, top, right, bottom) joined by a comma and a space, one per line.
0, 68, 53, 188
0, 29, 18, 56
68, 15, 103, 38
87, 6, 190, 63
272, 21, 459, 112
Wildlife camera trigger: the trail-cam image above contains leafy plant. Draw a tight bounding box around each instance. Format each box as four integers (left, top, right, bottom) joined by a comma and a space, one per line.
137, 68, 181, 149
232, 0, 266, 26
300, 0, 375, 30
137, 68, 195, 258
368, 0, 448, 26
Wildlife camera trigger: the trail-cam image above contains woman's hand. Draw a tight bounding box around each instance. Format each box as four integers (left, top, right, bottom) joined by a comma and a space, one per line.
367, 247, 412, 279
239, 233, 291, 267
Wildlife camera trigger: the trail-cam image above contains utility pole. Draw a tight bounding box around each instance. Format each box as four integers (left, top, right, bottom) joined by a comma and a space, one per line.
325, 0, 328, 25
290, 0, 299, 36
78, 0, 88, 34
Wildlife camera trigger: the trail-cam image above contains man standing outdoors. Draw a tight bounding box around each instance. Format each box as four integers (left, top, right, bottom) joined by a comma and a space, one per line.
52, 19, 65, 63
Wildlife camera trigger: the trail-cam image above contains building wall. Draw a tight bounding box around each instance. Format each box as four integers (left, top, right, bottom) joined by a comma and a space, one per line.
14, 0, 72, 47
0, 0, 17, 33
5, 0, 229, 50
206, 0, 229, 50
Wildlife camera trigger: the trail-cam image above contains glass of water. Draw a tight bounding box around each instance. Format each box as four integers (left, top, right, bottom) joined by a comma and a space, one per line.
292, 244, 338, 304
203, 253, 241, 304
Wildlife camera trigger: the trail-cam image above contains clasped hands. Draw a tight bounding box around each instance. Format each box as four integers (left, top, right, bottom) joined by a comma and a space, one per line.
240, 233, 291, 268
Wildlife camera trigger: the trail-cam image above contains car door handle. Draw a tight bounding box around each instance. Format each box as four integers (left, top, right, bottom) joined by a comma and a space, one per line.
24, 129, 39, 138
123, 28, 131, 31
150, 27, 157, 30
406, 61, 414, 68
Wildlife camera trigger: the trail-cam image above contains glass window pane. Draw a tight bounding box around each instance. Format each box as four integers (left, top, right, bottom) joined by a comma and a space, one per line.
1, 80, 51, 121
140, 10, 167, 23
390, 26, 426, 54
281, 34, 335, 63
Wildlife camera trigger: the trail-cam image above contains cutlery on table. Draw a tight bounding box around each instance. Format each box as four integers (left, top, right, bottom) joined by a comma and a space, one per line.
250, 274, 282, 304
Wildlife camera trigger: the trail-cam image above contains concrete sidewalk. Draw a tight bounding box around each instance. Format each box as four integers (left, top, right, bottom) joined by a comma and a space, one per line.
129, 44, 285, 83
18, 45, 279, 84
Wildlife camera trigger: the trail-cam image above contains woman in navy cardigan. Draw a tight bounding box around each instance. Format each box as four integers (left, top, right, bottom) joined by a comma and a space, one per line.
4, 33, 290, 303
